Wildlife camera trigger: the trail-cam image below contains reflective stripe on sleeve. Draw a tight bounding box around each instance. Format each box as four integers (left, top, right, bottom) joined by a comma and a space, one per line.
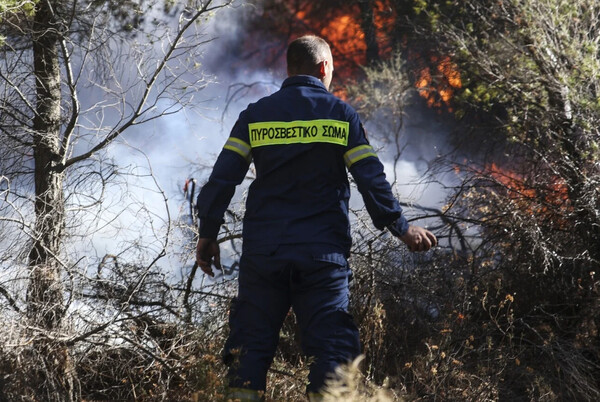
248, 119, 349, 147
344, 144, 377, 168
224, 137, 252, 163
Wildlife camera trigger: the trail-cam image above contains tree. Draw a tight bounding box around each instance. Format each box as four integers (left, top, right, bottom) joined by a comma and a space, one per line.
0, 0, 233, 399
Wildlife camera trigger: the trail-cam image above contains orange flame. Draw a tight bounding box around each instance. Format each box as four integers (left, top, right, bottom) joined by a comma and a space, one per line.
413, 54, 462, 111
293, 0, 396, 81
320, 13, 367, 67
483, 163, 570, 224
293, 4, 365, 99
486, 163, 537, 199
247, 1, 461, 108
373, 0, 395, 56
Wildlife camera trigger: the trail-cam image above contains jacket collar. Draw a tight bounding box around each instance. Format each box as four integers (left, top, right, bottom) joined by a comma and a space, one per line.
281, 75, 327, 91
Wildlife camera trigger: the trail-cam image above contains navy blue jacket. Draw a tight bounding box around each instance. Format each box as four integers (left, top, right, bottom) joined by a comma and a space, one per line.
196, 75, 408, 256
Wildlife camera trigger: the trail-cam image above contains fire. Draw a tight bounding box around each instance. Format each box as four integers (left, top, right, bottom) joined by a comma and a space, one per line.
486, 163, 537, 200
295, 0, 394, 81
413, 54, 462, 111
292, 4, 367, 99
372, 0, 395, 56
319, 13, 367, 69
292, 1, 396, 81
482, 163, 570, 222
241, 0, 461, 108
291, 0, 460, 104
439, 56, 462, 88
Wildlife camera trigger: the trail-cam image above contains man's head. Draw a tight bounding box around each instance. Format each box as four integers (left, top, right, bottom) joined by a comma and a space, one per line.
287, 35, 334, 90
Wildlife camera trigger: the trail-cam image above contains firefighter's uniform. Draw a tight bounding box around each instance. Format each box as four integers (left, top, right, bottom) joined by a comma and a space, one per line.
196, 75, 409, 398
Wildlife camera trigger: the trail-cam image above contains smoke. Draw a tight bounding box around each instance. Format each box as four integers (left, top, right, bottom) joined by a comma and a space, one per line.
83, 4, 281, 279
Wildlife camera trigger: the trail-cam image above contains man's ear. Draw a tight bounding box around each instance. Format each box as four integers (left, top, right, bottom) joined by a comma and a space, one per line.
318, 60, 327, 79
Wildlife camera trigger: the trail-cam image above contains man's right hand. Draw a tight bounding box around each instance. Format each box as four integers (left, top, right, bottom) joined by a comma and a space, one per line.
399, 225, 437, 252
196, 238, 222, 277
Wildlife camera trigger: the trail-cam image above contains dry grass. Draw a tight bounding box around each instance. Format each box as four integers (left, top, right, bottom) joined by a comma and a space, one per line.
320, 356, 402, 402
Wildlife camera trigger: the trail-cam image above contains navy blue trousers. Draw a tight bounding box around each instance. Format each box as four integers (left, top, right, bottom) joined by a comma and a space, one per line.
223, 245, 361, 394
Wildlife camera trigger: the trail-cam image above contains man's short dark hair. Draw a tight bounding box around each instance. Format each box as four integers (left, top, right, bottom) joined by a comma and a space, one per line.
287, 35, 331, 76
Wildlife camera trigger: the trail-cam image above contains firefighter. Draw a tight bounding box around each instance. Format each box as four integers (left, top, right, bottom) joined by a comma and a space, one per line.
195, 35, 437, 401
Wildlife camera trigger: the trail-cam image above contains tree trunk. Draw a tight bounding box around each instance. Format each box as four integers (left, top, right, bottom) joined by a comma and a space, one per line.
357, 0, 380, 65
26, 1, 78, 400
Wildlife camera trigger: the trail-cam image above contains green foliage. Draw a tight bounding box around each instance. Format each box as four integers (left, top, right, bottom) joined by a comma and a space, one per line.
0, 0, 37, 44
0, 0, 36, 14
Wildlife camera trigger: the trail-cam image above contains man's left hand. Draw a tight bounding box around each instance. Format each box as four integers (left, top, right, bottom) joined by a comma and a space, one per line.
399, 225, 438, 252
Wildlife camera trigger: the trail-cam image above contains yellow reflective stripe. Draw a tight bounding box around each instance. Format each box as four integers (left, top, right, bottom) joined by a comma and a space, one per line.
344, 144, 377, 167
227, 387, 264, 401
224, 137, 252, 163
248, 119, 349, 148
